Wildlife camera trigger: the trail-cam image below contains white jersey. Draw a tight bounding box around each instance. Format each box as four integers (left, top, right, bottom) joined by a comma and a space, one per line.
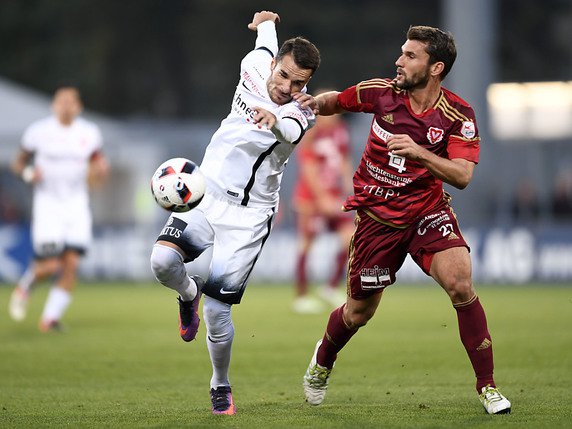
22, 116, 102, 208
200, 21, 315, 208
21, 115, 102, 255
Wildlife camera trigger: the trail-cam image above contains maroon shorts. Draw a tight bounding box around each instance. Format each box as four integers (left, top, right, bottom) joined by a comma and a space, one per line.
297, 210, 354, 237
347, 206, 469, 300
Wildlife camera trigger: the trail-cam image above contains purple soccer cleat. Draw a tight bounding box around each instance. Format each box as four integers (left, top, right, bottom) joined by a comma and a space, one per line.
210, 386, 236, 415
177, 276, 204, 342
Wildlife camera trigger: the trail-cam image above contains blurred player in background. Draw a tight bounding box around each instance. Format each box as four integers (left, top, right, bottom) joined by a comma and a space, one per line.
300, 26, 511, 414
150, 11, 320, 415
8, 86, 109, 332
292, 97, 354, 313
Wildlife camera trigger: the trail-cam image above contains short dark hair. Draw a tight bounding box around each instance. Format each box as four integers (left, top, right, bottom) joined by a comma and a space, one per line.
276, 37, 321, 74
53, 85, 81, 101
407, 26, 457, 80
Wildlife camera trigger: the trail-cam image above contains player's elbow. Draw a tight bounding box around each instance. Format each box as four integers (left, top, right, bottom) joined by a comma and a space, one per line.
448, 160, 474, 189
455, 170, 473, 189
453, 178, 470, 190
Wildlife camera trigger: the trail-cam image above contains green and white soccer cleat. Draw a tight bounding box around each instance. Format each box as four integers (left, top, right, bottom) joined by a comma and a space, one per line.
303, 340, 332, 405
479, 385, 512, 414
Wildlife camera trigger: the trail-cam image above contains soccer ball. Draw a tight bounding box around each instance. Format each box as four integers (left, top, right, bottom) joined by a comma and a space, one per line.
151, 157, 206, 212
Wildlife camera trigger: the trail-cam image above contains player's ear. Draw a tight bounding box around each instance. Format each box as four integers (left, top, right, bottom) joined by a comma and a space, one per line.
270, 57, 277, 71
431, 61, 444, 78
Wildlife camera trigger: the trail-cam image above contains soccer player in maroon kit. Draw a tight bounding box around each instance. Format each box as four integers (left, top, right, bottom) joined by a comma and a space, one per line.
299, 26, 511, 414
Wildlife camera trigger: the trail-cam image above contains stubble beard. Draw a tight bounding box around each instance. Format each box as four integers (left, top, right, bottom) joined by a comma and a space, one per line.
396, 69, 430, 91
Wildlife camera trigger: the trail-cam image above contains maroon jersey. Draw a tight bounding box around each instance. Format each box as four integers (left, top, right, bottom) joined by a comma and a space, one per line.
338, 78, 480, 226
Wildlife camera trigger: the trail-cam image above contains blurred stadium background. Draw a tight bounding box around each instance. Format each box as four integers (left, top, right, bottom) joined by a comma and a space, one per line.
1, 0, 571, 286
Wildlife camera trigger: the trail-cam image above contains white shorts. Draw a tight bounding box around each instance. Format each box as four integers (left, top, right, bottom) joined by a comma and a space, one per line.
156, 192, 275, 304
31, 197, 92, 259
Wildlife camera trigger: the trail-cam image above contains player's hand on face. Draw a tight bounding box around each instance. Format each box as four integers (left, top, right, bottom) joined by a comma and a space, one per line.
293, 92, 319, 114
247, 11, 280, 31
251, 107, 277, 129
386, 134, 426, 161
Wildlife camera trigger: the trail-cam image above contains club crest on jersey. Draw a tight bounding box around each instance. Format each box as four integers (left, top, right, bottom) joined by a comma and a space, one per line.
427, 127, 444, 145
461, 121, 476, 139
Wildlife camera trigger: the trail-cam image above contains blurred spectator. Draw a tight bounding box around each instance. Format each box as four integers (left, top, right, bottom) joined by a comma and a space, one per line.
511, 179, 540, 223
551, 170, 572, 220
292, 98, 354, 314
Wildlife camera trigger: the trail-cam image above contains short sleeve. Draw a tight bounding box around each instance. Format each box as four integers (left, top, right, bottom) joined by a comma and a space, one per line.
447, 119, 480, 163
338, 79, 389, 113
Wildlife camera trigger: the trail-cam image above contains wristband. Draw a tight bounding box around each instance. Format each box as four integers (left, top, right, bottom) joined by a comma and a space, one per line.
21, 166, 35, 183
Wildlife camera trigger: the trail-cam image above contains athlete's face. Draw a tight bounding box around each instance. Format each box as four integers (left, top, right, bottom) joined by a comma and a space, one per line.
393, 39, 433, 90
52, 88, 82, 125
267, 54, 313, 105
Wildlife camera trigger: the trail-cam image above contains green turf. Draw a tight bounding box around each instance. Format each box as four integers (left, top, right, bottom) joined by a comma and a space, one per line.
0, 282, 570, 428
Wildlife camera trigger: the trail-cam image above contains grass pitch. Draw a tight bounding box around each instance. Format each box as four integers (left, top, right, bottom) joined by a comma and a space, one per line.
0, 282, 570, 428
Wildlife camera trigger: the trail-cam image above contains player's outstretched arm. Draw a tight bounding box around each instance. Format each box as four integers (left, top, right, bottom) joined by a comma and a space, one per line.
294, 91, 344, 116
247, 10, 280, 31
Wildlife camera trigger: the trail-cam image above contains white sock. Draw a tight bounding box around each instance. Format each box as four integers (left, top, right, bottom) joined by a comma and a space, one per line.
179, 277, 198, 302
207, 335, 234, 389
18, 268, 36, 293
203, 296, 234, 389
41, 286, 72, 322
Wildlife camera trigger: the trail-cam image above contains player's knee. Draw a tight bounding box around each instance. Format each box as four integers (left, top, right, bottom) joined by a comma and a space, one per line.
346, 314, 370, 329
150, 244, 184, 285
344, 309, 374, 329
203, 296, 233, 342
35, 258, 62, 278
444, 278, 474, 303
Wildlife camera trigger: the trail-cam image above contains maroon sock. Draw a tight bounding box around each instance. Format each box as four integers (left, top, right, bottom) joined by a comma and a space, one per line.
296, 251, 308, 295
316, 305, 358, 369
328, 249, 348, 287
454, 296, 495, 392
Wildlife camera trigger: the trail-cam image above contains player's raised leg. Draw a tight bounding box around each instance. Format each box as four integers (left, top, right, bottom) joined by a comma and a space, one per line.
150, 241, 202, 342
430, 246, 511, 414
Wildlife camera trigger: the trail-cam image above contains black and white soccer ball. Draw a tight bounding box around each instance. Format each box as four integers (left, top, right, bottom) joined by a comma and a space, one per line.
151, 157, 206, 212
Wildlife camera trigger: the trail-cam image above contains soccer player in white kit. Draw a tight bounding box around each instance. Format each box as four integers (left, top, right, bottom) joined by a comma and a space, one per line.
150, 11, 320, 415
8, 86, 109, 332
